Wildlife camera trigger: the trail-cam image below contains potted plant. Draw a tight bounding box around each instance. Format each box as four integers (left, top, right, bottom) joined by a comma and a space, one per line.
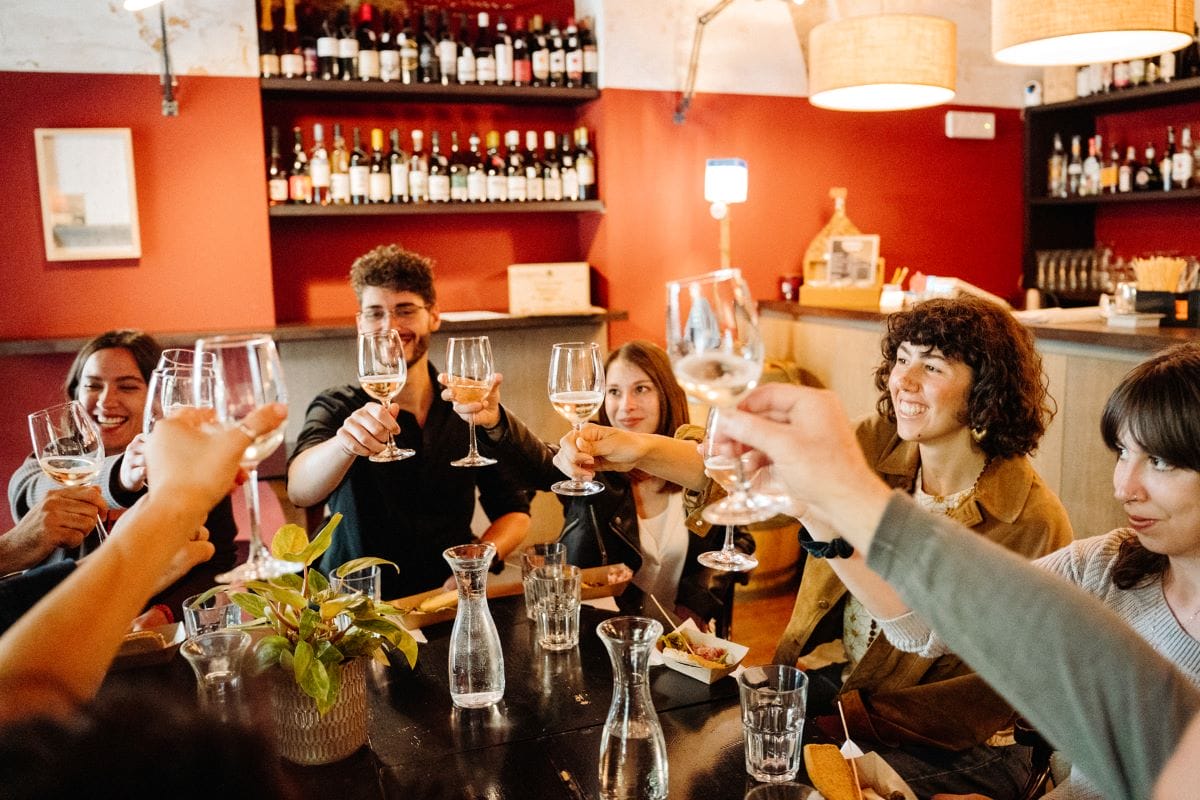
205, 513, 418, 764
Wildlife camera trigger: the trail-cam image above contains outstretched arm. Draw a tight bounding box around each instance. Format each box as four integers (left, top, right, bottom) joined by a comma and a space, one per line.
556, 424, 709, 491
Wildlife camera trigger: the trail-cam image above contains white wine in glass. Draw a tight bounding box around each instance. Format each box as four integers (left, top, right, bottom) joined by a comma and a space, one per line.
195, 334, 296, 583
697, 407, 760, 572
446, 336, 497, 467
548, 342, 604, 496
28, 400, 110, 542
358, 329, 414, 462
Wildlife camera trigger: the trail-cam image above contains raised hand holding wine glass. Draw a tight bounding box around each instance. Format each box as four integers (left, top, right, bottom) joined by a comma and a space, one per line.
28, 400, 111, 542
446, 336, 498, 467
358, 328, 414, 462
548, 342, 605, 496
696, 406, 760, 572
194, 333, 295, 583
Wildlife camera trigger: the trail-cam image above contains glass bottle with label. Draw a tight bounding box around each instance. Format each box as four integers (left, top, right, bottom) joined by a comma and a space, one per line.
574, 127, 596, 200
388, 128, 408, 203
466, 132, 486, 203
378, 10, 398, 83
524, 131, 544, 201
356, 3, 380, 81
310, 123, 331, 205
418, 8, 439, 84
349, 127, 369, 203
288, 126, 313, 204
1174, 126, 1194, 189
336, 3, 358, 80
581, 17, 599, 88
368, 128, 391, 203
398, 15, 417, 85
1101, 141, 1120, 195
259, 1, 280, 78
530, 15, 550, 87
1118, 145, 1137, 193
542, 130, 562, 200
428, 131, 451, 203
408, 130, 429, 203
474, 12, 496, 85
547, 20, 566, 87
1066, 135, 1083, 197
1135, 142, 1160, 191
456, 13, 476, 85
484, 130, 507, 202
329, 123, 350, 204
437, 9, 457, 85
512, 16, 532, 86
449, 132, 469, 202
280, 0, 304, 78
564, 18, 583, 87
1081, 136, 1101, 197
316, 14, 338, 80
1047, 132, 1067, 198
560, 132, 579, 200
267, 126, 289, 206
494, 16, 513, 85
504, 130, 527, 201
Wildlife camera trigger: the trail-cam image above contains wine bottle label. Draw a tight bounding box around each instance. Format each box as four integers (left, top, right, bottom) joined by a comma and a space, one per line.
458, 55, 476, 83
450, 173, 469, 201
330, 173, 351, 202
358, 50, 380, 80
281, 53, 304, 78
409, 171, 428, 200
583, 49, 599, 74
438, 42, 457, 79
506, 175, 527, 201
532, 51, 550, 80
562, 168, 579, 200
349, 165, 369, 197
269, 177, 289, 202
566, 51, 583, 80
429, 174, 451, 202
369, 172, 391, 201
390, 164, 409, 199
289, 174, 313, 202
1172, 153, 1193, 182
379, 50, 399, 82
476, 56, 496, 83
317, 37, 336, 57
486, 174, 507, 201
260, 54, 281, 78
550, 51, 566, 74
514, 60, 532, 84
495, 44, 513, 83
577, 157, 595, 187
467, 170, 485, 201
310, 160, 331, 187
543, 173, 563, 201
339, 39, 359, 59
526, 176, 545, 201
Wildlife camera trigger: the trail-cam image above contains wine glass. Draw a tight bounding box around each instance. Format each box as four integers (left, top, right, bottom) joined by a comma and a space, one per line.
696, 407, 761, 572
28, 400, 110, 542
144, 365, 214, 434
548, 342, 605, 496
144, 350, 216, 433
358, 329, 414, 462
666, 269, 785, 536
446, 336, 498, 468
194, 334, 296, 583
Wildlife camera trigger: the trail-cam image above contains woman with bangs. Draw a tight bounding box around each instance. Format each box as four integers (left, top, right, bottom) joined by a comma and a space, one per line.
774, 295, 1074, 798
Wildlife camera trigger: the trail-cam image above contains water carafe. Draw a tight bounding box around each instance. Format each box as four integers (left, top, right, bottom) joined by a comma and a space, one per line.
443, 542, 505, 708
597, 616, 668, 799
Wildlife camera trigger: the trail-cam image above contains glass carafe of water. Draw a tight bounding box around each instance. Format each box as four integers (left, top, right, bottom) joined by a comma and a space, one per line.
444, 542, 505, 708
597, 616, 668, 799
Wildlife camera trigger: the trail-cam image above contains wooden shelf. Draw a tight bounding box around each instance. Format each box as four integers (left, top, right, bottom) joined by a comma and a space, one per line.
260, 78, 599, 105
1027, 75, 1200, 116
1030, 188, 1200, 206
267, 200, 604, 217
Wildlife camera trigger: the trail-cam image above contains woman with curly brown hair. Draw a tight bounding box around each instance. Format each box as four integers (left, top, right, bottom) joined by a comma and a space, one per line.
774, 295, 1074, 798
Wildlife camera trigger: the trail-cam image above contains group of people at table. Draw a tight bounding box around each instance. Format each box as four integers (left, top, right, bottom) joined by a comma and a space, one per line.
1, 243, 1199, 800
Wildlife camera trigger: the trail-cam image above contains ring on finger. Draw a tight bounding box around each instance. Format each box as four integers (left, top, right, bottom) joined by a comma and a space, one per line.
236, 423, 257, 441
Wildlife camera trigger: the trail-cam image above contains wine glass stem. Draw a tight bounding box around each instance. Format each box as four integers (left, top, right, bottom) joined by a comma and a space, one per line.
243, 467, 265, 562
466, 412, 480, 457
731, 455, 750, 503
722, 525, 737, 554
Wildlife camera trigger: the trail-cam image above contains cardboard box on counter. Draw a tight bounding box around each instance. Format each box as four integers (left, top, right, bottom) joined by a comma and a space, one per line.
508, 262, 593, 315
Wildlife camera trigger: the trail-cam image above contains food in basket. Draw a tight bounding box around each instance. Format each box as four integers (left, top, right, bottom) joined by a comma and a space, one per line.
582, 563, 634, 589
416, 590, 459, 614
657, 629, 729, 670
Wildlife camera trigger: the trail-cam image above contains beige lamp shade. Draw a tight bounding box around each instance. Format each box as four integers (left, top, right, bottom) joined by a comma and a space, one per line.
993, 0, 1195, 65
808, 14, 956, 112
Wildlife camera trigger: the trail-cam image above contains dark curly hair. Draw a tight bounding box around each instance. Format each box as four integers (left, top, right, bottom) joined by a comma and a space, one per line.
1102, 343, 1200, 589
349, 244, 436, 306
63, 329, 162, 401
873, 295, 1053, 459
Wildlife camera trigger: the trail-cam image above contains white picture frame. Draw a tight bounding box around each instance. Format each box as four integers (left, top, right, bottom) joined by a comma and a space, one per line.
34, 128, 141, 261
827, 234, 881, 287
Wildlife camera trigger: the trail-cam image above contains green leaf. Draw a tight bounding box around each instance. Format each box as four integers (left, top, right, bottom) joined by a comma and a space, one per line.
293, 640, 314, 684
307, 569, 330, 595
333, 556, 397, 579
253, 635, 292, 672
231, 593, 269, 620
273, 572, 304, 591
315, 640, 343, 666
262, 585, 309, 612
298, 607, 320, 641
354, 618, 406, 636
302, 658, 332, 714
393, 629, 419, 669
319, 594, 360, 620
278, 648, 294, 673
291, 513, 343, 567
314, 660, 341, 716
270, 523, 310, 561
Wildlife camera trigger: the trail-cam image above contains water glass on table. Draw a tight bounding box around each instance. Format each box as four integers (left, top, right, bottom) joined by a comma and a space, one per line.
180, 630, 251, 721
530, 564, 581, 651
739, 665, 809, 783
182, 590, 243, 638
521, 542, 566, 619
332, 563, 382, 600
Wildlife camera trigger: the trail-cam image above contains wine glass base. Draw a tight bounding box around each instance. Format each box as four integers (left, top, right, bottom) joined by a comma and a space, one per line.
697, 550, 759, 572
451, 453, 498, 467
701, 494, 786, 526
217, 554, 302, 584
551, 478, 605, 497
369, 446, 415, 463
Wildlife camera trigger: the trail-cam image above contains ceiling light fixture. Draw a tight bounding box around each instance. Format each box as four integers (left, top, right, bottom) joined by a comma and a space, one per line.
124, 0, 178, 116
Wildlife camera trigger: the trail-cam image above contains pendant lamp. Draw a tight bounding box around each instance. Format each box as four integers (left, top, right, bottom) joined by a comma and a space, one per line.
993, 0, 1194, 66
808, 14, 956, 112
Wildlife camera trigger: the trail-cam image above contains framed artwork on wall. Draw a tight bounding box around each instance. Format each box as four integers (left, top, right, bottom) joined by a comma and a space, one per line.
34, 128, 141, 261
827, 234, 881, 287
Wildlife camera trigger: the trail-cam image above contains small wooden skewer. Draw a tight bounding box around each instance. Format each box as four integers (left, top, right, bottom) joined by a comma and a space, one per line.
648, 594, 694, 654
837, 700, 864, 793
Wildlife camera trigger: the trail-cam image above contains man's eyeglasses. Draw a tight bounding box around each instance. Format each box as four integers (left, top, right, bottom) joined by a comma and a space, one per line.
358, 304, 428, 326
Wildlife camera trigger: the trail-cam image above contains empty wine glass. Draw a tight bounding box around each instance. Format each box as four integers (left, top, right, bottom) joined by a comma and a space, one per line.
145, 350, 216, 433
144, 366, 214, 434
697, 407, 761, 572
666, 269, 785, 535
358, 329, 413, 462
548, 342, 605, 496
195, 334, 295, 583
28, 400, 110, 542
446, 336, 497, 468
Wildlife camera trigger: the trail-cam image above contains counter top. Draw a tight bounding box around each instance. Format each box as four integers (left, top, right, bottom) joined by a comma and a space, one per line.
0, 310, 628, 357
759, 300, 1200, 353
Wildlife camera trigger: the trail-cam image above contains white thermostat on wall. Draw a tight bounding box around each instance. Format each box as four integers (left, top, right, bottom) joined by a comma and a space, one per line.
944, 111, 996, 140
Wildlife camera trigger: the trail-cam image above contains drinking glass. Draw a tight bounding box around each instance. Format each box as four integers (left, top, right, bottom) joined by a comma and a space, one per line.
194, 333, 295, 583
158, 348, 216, 369
358, 329, 413, 462
548, 342, 604, 496
739, 665, 808, 783
446, 336, 497, 467
531, 564, 582, 651
331, 564, 382, 600
144, 365, 214, 434
666, 269, 784, 539
696, 407, 766, 571
521, 542, 567, 620
28, 400, 110, 542
182, 589, 243, 638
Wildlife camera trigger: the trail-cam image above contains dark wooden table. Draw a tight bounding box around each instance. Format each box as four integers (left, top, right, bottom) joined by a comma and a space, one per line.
107, 596, 811, 799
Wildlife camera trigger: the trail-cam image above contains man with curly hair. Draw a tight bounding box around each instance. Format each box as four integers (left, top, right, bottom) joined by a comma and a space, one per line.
287, 245, 531, 597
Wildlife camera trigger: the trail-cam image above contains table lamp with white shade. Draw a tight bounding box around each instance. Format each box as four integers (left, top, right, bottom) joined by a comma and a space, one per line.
705, 158, 748, 270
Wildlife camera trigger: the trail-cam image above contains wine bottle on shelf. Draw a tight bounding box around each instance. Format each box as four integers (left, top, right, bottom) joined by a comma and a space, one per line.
298, 0, 318, 78
267, 125, 289, 205
419, 8, 439, 84
495, 16, 514, 86
560, 132, 578, 200
512, 16, 531, 86
317, 13, 338, 80
1118, 145, 1136, 193
437, 9, 457, 85
1112, 60, 1130, 90
336, 4, 358, 80
349, 127, 369, 203
310, 122, 331, 204
368, 128, 391, 203
388, 128, 409, 203
398, 14, 417, 85
1081, 136, 1100, 197
530, 15, 550, 87
280, 0, 304, 78
456, 13, 477, 85
408, 130, 429, 203
1179, 23, 1200, 78
1176, 126, 1195, 190
1047, 132, 1066, 198
259, 1, 281, 79
542, 130, 562, 201
574, 127, 596, 200
475, 12, 496, 85
1135, 142, 1160, 191
1159, 48, 1177, 82
504, 130, 527, 201
449, 131, 469, 202
565, 18, 583, 88
428, 131, 451, 203
548, 20, 566, 87
356, 2, 380, 81
466, 132, 486, 202
1101, 141, 1120, 195
1161, 126, 1176, 192
581, 17, 599, 88
484, 130, 507, 202
378, 10, 399, 82
330, 123, 350, 204
289, 126, 313, 203
524, 130, 544, 201
1066, 135, 1083, 197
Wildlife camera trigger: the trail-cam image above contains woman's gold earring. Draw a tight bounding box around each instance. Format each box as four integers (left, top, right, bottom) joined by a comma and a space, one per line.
971, 426, 987, 443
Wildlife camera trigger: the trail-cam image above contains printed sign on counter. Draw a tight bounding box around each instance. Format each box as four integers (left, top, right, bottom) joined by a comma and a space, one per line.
508, 262, 593, 315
